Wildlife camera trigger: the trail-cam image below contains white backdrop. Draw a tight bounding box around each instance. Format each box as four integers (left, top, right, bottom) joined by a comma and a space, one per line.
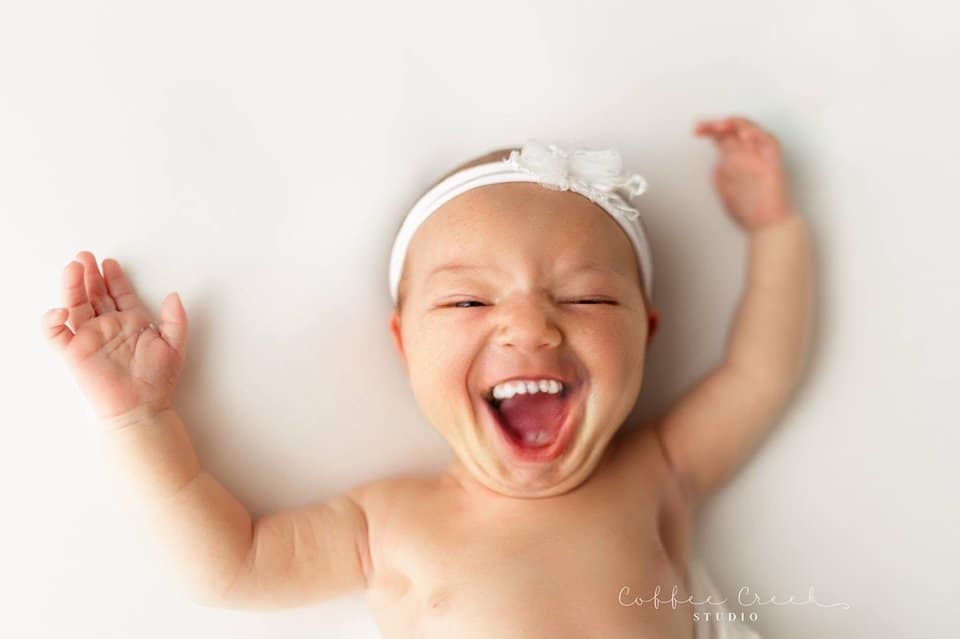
3, 1, 957, 637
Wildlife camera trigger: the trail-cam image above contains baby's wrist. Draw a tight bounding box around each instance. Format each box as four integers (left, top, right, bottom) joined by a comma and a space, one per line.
745, 210, 807, 245
745, 206, 801, 232
100, 401, 175, 432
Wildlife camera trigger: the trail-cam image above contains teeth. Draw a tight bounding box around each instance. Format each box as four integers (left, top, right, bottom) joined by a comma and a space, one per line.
522, 430, 551, 445
491, 378, 565, 401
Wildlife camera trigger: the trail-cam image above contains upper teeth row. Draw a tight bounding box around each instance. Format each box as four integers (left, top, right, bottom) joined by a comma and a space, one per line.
491, 379, 564, 400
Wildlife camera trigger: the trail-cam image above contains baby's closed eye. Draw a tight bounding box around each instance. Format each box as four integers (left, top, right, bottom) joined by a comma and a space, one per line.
448, 298, 617, 309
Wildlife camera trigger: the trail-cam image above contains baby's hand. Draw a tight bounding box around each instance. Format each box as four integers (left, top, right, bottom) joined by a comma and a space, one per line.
694, 116, 796, 230
41, 251, 188, 423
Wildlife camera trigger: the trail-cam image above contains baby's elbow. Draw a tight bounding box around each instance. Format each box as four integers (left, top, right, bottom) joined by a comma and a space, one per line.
181, 555, 259, 610
186, 581, 295, 611
762, 374, 796, 408
157, 576, 247, 611
188, 585, 345, 612
730, 360, 798, 408
188, 590, 243, 610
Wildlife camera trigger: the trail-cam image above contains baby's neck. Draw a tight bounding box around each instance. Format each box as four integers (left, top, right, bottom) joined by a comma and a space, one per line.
443, 460, 507, 501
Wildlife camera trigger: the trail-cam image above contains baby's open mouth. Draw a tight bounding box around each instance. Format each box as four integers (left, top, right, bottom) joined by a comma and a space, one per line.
482, 379, 576, 455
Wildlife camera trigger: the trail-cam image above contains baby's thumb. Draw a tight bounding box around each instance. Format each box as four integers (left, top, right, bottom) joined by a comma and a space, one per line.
158, 292, 188, 356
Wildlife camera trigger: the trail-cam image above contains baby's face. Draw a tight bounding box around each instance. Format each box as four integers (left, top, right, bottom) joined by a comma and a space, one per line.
389, 182, 656, 497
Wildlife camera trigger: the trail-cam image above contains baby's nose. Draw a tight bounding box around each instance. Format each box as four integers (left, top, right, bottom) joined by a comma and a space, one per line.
493, 297, 562, 350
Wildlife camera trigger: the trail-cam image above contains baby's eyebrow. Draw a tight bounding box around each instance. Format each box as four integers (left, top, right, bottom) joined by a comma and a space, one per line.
425, 261, 626, 281
426, 263, 497, 281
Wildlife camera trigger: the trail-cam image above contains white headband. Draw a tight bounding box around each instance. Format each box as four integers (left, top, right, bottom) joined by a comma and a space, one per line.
388, 139, 653, 305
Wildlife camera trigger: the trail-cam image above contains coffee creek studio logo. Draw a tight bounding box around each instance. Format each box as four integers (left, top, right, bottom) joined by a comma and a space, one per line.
618, 582, 851, 623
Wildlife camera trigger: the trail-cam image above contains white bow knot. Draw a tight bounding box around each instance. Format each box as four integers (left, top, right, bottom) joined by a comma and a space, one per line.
504, 140, 648, 220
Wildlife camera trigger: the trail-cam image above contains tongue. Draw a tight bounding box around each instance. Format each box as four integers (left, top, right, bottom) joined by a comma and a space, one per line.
497, 393, 567, 443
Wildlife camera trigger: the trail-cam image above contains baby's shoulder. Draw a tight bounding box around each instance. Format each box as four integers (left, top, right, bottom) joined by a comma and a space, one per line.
606, 421, 695, 524
344, 471, 448, 577
346, 471, 443, 520
608, 419, 676, 478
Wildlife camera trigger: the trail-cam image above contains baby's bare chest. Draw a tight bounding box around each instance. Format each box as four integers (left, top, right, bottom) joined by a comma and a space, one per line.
364, 461, 693, 638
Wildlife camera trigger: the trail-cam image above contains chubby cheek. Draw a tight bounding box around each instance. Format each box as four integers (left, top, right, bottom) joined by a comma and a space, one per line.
404, 322, 477, 439
578, 317, 647, 417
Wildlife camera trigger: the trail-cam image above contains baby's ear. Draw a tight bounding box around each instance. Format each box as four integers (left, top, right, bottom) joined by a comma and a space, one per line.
646, 308, 660, 345
388, 311, 406, 363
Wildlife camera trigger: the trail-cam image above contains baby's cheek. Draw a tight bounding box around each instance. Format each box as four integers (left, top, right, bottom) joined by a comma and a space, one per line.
406, 329, 473, 411
581, 320, 646, 397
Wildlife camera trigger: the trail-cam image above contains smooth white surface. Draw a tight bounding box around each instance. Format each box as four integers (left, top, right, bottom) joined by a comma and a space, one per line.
3, 1, 957, 637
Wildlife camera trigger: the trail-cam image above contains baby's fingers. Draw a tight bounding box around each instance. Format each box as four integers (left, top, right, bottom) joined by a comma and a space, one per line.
158, 292, 188, 357
695, 119, 740, 150
694, 118, 736, 137
62, 261, 96, 331
102, 258, 146, 313
725, 116, 781, 151
76, 251, 117, 315
42, 307, 74, 351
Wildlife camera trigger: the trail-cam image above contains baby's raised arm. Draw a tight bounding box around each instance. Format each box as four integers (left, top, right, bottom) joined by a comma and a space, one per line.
653, 117, 814, 508
43, 253, 370, 609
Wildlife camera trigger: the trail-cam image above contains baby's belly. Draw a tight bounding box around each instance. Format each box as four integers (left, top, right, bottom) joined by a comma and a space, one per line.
365, 532, 694, 639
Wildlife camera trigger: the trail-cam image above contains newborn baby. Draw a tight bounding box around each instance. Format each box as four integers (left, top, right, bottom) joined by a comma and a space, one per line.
43, 116, 812, 639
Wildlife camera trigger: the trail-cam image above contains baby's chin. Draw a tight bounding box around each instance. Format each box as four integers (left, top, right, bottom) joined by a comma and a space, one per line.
450, 418, 615, 498
454, 441, 611, 498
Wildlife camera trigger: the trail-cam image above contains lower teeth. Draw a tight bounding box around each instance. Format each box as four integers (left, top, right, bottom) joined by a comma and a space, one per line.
523, 431, 550, 445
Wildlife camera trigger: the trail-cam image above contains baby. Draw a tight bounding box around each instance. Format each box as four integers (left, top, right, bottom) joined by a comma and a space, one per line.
43, 116, 812, 638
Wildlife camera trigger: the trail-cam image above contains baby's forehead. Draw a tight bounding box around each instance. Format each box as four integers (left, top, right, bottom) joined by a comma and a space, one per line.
392, 146, 650, 309
407, 183, 638, 276
425, 182, 621, 239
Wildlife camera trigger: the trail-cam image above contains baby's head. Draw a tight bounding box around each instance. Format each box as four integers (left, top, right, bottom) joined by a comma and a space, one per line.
388, 142, 659, 498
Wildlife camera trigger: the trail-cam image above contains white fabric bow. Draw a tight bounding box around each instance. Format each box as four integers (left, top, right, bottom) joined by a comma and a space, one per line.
504, 140, 648, 221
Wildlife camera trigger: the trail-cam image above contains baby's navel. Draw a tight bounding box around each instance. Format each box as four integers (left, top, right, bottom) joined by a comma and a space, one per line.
426, 586, 451, 612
